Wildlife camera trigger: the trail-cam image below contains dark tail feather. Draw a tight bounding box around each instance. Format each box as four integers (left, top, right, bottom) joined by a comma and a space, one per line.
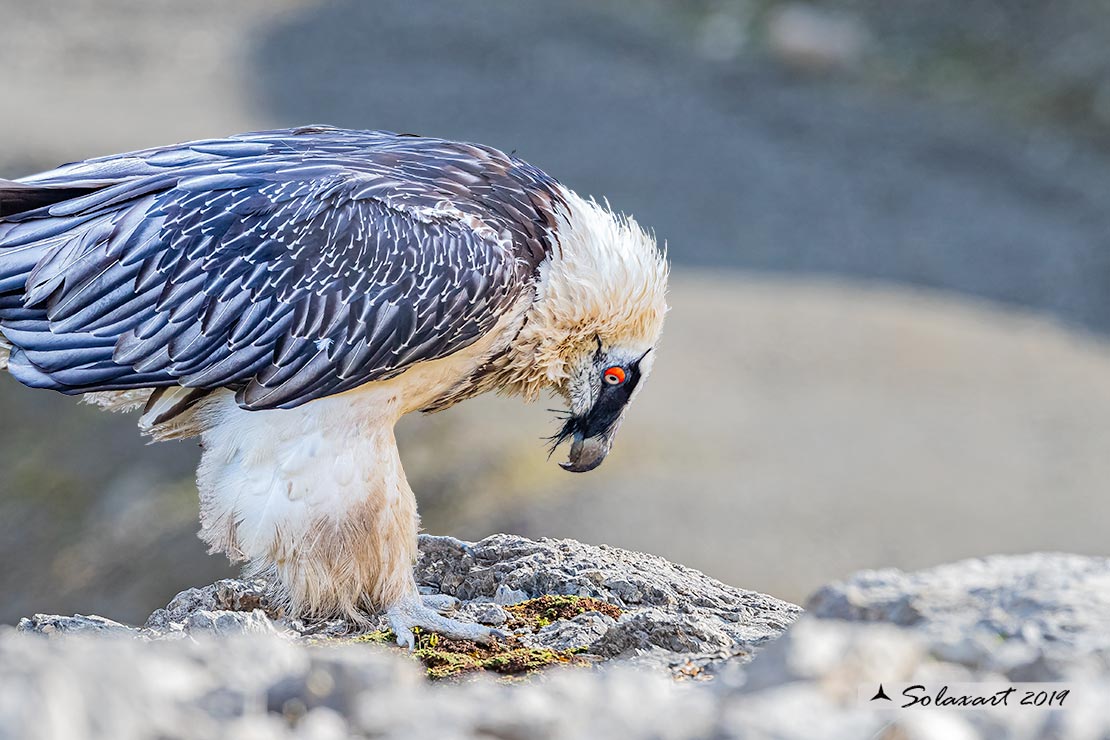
0, 179, 100, 219
0, 180, 103, 380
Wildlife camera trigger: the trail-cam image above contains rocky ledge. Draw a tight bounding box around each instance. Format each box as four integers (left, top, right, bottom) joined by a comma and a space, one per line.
6, 538, 1110, 739
18, 534, 801, 680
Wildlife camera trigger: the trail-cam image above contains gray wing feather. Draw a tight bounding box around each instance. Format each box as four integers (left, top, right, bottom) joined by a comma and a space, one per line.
0, 128, 562, 410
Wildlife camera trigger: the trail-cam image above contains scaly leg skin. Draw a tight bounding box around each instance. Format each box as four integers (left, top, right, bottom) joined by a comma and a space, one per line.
420, 593, 461, 613
387, 592, 509, 649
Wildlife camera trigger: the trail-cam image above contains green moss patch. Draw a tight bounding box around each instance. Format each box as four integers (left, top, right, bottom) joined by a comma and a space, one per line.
414, 633, 587, 680
348, 595, 621, 681
343, 627, 583, 681
504, 594, 622, 630
348, 629, 395, 644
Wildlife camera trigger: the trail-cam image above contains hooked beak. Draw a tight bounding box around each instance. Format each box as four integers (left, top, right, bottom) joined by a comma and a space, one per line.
549, 400, 627, 473
560, 432, 614, 473
549, 346, 650, 473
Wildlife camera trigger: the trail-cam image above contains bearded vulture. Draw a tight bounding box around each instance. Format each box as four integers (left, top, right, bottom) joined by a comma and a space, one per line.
0, 126, 668, 645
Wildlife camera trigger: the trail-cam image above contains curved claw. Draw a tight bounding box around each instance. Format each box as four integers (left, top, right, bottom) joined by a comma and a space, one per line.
394, 624, 417, 650
386, 594, 507, 650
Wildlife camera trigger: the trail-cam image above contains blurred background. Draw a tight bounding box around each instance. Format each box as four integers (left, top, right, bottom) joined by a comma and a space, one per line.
4, 0, 1110, 625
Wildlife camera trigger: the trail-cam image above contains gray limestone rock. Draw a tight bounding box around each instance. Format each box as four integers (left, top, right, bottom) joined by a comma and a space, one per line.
807, 552, 1110, 679
184, 609, 287, 638
16, 613, 135, 637
416, 533, 800, 662
15, 534, 801, 671
528, 611, 616, 653
9, 543, 1110, 739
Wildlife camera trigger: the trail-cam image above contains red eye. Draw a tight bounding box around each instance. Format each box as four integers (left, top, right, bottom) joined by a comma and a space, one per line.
603, 366, 626, 385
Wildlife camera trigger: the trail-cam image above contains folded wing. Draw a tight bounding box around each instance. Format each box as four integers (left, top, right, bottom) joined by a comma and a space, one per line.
0, 129, 558, 411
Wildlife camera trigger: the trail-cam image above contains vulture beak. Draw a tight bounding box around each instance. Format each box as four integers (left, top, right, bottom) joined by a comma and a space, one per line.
549, 347, 649, 473
560, 431, 615, 473
550, 378, 631, 473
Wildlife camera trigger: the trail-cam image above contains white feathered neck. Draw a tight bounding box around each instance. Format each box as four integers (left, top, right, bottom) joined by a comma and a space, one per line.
501, 189, 669, 400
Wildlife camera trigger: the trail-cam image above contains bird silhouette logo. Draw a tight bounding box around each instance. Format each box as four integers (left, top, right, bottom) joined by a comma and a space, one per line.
871, 684, 892, 701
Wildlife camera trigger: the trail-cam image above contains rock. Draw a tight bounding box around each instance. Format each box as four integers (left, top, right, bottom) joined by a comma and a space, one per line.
416, 533, 800, 665
720, 554, 1110, 739
185, 609, 285, 638
17, 613, 136, 636
528, 612, 616, 653
727, 615, 1110, 739
492, 585, 530, 606
470, 604, 509, 627
591, 609, 734, 661
144, 578, 272, 632
741, 618, 928, 695
8, 544, 1110, 738
16, 534, 802, 676
807, 552, 1110, 679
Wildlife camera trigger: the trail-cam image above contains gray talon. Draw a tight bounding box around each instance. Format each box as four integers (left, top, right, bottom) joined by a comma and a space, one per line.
421, 594, 460, 614
386, 594, 502, 648
395, 627, 416, 650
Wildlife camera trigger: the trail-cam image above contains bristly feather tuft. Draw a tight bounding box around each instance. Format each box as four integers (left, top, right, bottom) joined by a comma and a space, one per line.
544, 411, 581, 458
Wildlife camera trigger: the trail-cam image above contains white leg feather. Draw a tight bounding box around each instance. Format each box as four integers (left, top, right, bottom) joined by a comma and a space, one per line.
182, 317, 520, 628
195, 390, 421, 621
